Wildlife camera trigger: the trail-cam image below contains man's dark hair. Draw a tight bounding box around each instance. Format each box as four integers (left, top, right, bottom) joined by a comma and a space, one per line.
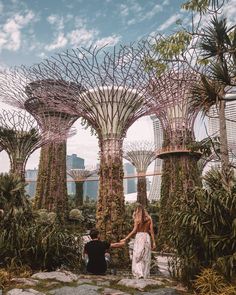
89, 228, 99, 239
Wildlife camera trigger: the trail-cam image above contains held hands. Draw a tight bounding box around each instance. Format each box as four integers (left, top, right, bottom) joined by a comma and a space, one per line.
120, 238, 126, 244
152, 243, 156, 251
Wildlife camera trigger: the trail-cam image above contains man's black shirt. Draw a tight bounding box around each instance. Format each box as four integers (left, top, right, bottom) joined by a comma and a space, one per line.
84, 240, 110, 275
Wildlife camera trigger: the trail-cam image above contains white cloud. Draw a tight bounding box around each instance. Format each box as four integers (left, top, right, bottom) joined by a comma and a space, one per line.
140, 4, 163, 21
47, 14, 65, 31
0, 10, 35, 51
45, 33, 68, 51
158, 13, 181, 31
120, 4, 129, 17
68, 28, 98, 47
94, 35, 121, 48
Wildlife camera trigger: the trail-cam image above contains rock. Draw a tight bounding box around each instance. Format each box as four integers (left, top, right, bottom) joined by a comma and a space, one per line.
96, 280, 110, 286
102, 288, 131, 295
11, 278, 39, 286
7, 289, 45, 295
136, 288, 180, 295
117, 278, 163, 291
49, 284, 100, 295
77, 278, 94, 285
32, 270, 78, 283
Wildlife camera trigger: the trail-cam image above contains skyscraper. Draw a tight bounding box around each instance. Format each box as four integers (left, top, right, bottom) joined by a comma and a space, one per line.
149, 115, 163, 201
123, 162, 136, 194
208, 101, 236, 165
25, 168, 38, 197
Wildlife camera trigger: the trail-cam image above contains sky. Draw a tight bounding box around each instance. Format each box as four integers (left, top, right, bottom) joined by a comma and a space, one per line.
0, 0, 235, 173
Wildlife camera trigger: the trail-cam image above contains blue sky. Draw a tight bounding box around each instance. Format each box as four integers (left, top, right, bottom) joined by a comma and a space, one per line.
0, 0, 186, 68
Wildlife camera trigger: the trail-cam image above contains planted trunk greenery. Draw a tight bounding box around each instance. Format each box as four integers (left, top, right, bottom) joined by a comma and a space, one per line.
75, 181, 84, 207
35, 141, 68, 220
158, 132, 202, 251
137, 176, 148, 206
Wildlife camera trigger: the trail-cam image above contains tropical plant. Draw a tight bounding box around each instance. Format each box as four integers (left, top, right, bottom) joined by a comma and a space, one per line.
0, 211, 82, 271
0, 173, 29, 212
194, 268, 236, 295
169, 167, 236, 285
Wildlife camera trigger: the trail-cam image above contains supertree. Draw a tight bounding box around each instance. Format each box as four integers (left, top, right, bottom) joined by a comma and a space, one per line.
67, 168, 97, 206
0, 70, 79, 218
147, 61, 202, 249
0, 109, 57, 181
123, 141, 156, 206
27, 45, 151, 240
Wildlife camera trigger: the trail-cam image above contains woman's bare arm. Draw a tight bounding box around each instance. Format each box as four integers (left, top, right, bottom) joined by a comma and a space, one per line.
110, 241, 125, 248
120, 221, 138, 242
149, 218, 156, 250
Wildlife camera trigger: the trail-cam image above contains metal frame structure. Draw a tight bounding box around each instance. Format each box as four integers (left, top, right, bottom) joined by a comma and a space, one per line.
27, 44, 151, 239
0, 109, 58, 181
0, 69, 79, 218
123, 141, 156, 206
67, 168, 97, 206
144, 49, 203, 248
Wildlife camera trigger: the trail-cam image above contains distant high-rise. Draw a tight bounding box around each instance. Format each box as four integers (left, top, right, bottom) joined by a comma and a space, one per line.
66, 154, 85, 195
66, 154, 85, 170
123, 162, 136, 194
25, 168, 38, 197
149, 115, 163, 201
208, 101, 236, 165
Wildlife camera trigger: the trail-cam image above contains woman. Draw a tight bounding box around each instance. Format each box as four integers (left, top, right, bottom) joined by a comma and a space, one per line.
121, 204, 156, 278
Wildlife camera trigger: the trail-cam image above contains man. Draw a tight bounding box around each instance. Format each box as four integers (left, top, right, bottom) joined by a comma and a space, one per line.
84, 228, 125, 275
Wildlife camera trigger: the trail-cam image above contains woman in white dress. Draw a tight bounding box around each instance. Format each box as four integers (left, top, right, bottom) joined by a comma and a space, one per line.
121, 204, 156, 278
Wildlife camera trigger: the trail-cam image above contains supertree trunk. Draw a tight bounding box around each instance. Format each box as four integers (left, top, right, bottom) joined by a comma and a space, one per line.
123, 141, 156, 207
96, 138, 125, 242
75, 181, 84, 207
35, 140, 68, 219
10, 159, 26, 182
157, 136, 201, 250
137, 175, 148, 206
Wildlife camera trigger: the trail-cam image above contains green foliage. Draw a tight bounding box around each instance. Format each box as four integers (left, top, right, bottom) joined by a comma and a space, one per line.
169, 167, 236, 285
182, 0, 226, 12
0, 173, 29, 211
0, 210, 82, 271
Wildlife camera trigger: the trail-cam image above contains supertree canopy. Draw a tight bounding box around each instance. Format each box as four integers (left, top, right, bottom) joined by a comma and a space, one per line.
0, 109, 53, 181
123, 141, 156, 206
147, 61, 202, 250
28, 45, 151, 240
67, 168, 97, 207
0, 70, 79, 219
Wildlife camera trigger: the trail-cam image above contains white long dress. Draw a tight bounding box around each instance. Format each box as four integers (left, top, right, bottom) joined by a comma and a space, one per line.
132, 232, 151, 279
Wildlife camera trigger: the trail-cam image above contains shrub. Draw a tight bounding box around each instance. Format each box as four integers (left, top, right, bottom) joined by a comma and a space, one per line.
194, 268, 236, 295
169, 168, 236, 284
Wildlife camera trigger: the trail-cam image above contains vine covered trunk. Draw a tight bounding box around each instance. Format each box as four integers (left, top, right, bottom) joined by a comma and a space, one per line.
10, 158, 26, 182
35, 140, 68, 220
158, 153, 201, 250
96, 138, 125, 243
75, 181, 84, 207
137, 175, 148, 206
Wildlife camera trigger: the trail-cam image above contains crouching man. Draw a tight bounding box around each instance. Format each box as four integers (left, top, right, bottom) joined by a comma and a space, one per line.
84, 228, 125, 275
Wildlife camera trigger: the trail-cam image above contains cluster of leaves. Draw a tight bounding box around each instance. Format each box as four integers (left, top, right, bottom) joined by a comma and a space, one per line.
0, 173, 82, 272
169, 167, 236, 285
